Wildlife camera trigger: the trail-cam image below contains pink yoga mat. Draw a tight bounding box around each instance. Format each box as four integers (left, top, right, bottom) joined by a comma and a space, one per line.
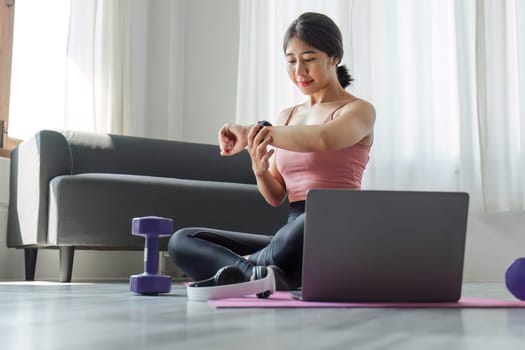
209, 291, 525, 309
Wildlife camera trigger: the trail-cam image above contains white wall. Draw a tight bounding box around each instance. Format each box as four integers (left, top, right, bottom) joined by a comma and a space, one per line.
131, 0, 239, 144
182, 0, 239, 144
2, 0, 525, 283
465, 212, 525, 281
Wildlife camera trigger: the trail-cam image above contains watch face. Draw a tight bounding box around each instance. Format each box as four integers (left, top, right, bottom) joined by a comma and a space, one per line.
257, 120, 272, 127
255, 121, 271, 136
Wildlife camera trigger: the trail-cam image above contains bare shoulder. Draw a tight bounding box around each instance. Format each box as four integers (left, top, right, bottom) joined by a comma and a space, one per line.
337, 98, 376, 123
275, 106, 296, 126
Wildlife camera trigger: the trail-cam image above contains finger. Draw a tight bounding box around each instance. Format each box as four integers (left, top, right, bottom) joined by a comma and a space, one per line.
218, 138, 230, 152
253, 126, 270, 146
218, 136, 229, 151
256, 135, 272, 154
219, 125, 237, 147
221, 140, 237, 155
261, 148, 275, 162
219, 127, 233, 142
218, 133, 228, 145
255, 137, 273, 159
246, 124, 259, 149
260, 134, 272, 146
218, 130, 229, 140
218, 124, 229, 137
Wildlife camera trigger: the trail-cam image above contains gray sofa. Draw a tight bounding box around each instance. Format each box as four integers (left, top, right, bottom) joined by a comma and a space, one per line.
7, 130, 288, 282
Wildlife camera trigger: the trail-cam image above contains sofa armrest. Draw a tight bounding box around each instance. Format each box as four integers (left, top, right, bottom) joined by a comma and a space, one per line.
8, 130, 73, 246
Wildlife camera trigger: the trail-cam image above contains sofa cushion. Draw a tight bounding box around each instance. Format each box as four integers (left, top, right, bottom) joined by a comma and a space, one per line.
48, 173, 289, 249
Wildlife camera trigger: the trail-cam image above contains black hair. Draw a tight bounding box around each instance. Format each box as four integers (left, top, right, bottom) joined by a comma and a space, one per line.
283, 12, 354, 88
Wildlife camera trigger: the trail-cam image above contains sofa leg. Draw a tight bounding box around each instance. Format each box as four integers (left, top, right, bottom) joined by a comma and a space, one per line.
59, 246, 75, 282
24, 248, 38, 281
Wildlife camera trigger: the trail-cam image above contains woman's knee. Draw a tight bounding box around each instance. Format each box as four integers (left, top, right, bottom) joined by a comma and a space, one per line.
168, 228, 197, 265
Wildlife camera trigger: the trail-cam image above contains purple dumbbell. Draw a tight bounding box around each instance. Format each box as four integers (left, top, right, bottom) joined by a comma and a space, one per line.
130, 216, 174, 295
505, 257, 525, 301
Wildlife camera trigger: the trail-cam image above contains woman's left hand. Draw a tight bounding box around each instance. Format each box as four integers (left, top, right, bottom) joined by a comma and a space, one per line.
246, 124, 274, 177
218, 123, 249, 156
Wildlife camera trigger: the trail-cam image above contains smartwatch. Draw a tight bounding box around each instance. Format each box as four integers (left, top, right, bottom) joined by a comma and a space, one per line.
255, 120, 272, 135
257, 120, 272, 127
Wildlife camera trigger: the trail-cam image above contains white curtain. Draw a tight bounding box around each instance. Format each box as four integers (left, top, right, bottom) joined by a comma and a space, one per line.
65, 0, 130, 134
9, 0, 186, 140
66, 0, 186, 139
469, 0, 525, 212
237, 0, 525, 213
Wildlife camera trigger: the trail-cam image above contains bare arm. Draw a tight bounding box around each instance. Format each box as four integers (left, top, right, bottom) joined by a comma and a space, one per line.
218, 107, 295, 156
265, 100, 375, 152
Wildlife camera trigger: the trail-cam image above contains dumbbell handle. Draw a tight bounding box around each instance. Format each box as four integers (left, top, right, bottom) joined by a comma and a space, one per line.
144, 236, 159, 274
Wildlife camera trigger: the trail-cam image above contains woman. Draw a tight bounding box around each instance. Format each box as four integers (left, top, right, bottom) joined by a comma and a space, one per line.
168, 12, 375, 290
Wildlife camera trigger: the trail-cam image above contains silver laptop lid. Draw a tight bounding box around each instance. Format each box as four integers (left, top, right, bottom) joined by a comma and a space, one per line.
302, 189, 469, 302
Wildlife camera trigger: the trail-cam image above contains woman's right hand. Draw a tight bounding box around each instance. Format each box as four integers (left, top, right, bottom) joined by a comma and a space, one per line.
218, 123, 249, 156
246, 124, 274, 177
245, 122, 286, 207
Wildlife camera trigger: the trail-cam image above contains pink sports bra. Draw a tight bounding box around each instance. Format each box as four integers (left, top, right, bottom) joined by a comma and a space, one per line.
275, 101, 371, 203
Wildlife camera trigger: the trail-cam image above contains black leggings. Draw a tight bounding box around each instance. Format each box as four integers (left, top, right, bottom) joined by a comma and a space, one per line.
168, 201, 305, 287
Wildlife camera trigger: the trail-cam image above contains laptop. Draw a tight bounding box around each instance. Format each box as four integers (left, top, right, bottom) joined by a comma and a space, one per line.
294, 189, 469, 302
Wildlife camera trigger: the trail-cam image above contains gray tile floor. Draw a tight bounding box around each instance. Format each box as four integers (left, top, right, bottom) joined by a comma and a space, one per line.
1, 281, 524, 350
